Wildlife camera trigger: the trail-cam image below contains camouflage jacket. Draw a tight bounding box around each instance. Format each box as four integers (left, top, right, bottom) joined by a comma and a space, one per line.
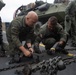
65, 0, 76, 16
35, 22, 67, 43
6, 16, 34, 48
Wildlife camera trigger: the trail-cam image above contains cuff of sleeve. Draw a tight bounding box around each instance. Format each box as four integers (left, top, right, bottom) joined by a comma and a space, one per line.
17, 43, 22, 48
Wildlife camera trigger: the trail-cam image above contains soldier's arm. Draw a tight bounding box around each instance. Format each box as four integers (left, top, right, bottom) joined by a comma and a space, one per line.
57, 24, 67, 44
25, 29, 35, 53
11, 20, 22, 47
19, 46, 32, 56
26, 39, 34, 53
11, 21, 31, 56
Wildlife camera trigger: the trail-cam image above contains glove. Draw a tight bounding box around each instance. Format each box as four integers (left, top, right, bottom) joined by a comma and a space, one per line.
50, 48, 55, 54
55, 43, 63, 51
55, 43, 68, 54
34, 43, 41, 54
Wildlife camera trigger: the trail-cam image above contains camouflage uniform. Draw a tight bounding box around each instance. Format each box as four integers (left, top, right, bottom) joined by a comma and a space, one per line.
6, 16, 36, 56
0, 0, 6, 56
34, 22, 67, 50
0, 17, 2, 45
0, 17, 5, 56
64, 0, 76, 46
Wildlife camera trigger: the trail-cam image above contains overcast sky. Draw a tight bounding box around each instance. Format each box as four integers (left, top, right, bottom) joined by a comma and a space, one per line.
0, 0, 54, 22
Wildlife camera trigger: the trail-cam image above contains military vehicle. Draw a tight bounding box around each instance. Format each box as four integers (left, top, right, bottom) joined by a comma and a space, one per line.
1, 0, 76, 75
13, 0, 70, 26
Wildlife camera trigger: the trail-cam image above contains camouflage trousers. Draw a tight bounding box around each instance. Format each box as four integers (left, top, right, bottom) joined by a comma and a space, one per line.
42, 38, 56, 50
42, 37, 67, 52
64, 15, 76, 44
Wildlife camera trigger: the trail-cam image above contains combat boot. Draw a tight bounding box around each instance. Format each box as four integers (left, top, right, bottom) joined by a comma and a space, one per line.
71, 43, 76, 47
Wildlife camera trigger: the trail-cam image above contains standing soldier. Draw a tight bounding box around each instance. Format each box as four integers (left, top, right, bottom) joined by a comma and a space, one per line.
64, 0, 76, 46
0, 17, 5, 57
6, 11, 38, 62
0, 0, 5, 57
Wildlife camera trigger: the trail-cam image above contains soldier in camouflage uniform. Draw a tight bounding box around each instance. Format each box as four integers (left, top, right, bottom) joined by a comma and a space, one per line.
0, 0, 6, 57
64, 0, 76, 46
0, 17, 5, 57
6, 11, 38, 60
34, 16, 67, 54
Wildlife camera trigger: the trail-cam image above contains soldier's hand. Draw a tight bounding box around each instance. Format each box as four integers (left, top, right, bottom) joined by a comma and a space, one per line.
24, 50, 32, 57
58, 41, 64, 45
29, 48, 34, 54
50, 48, 55, 54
